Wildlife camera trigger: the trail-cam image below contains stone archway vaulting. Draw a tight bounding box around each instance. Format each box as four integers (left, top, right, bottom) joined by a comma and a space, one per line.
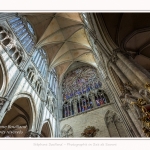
0, 94, 37, 137
8, 93, 37, 131
19, 13, 97, 83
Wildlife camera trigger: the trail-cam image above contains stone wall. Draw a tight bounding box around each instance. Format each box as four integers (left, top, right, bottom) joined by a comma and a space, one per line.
60, 103, 128, 137
0, 45, 56, 137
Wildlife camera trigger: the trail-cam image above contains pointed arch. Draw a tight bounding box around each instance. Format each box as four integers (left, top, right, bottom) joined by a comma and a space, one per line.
8, 92, 37, 131
0, 93, 37, 137
40, 120, 53, 137
105, 110, 127, 137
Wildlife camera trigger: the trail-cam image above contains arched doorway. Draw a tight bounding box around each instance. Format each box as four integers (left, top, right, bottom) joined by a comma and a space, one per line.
40, 122, 51, 137
0, 97, 34, 137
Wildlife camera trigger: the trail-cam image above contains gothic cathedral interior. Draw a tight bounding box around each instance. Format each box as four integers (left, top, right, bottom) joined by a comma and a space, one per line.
0, 13, 150, 137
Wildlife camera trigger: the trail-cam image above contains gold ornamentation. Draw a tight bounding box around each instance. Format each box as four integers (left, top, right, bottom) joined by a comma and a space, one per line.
145, 83, 150, 92
142, 127, 150, 137
140, 104, 150, 136
130, 99, 147, 107
81, 126, 99, 137
137, 99, 148, 107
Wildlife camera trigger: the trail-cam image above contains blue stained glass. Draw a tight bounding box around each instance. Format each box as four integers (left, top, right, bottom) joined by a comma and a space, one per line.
20, 32, 28, 41
86, 85, 90, 92
22, 36, 30, 45
26, 42, 33, 52
24, 39, 32, 48
27, 22, 34, 35
9, 17, 35, 53
17, 28, 26, 37
11, 20, 22, 28
62, 66, 101, 100
94, 82, 99, 89
98, 81, 102, 87
66, 94, 69, 100
70, 92, 73, 98
14, 24, 24, 32
9, 17, 20, 24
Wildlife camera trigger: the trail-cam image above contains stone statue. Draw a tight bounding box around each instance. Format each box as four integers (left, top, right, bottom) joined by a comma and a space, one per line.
139, 89, 150, 103
122, 94, 142, 119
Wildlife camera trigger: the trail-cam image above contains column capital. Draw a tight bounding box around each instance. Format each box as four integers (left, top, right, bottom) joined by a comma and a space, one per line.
121, 101, 130, 111
111, 49, 121, 63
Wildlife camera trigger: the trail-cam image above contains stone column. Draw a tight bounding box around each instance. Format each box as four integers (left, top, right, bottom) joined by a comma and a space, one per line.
116, 58, 144, 89
73, 99, 78, 115
0, 69, 31, 123
117, 52, 150, 85
69, 104, 72, 116
57, 86, 63, 119
89, 93, 97, 108
122, 105, 142, 137
36, 100, 45, 135
0, 41, 36, 123
109, 61, 129, 84
127, 106, 144, 136
78, 99, 81, 112
67, 104, 69, 116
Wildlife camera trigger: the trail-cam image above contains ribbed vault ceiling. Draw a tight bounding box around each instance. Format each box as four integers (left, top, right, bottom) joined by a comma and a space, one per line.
21, 13, 96, 81
100, 13, 150, 71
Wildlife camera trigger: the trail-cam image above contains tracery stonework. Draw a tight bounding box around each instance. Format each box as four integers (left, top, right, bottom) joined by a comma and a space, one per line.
61, 66, 109, 118
62, 66, 102, 101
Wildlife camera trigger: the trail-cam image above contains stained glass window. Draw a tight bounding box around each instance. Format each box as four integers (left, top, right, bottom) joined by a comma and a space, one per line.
27, 22, 34, 35
62, 66, 102, 101
32, 49, 48, 78
48, 69, 58, 96
8, 17, 35, 53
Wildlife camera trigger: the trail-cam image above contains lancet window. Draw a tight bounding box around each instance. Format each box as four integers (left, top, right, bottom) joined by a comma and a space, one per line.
62, 66, 109, 118
32, 49, 48, 78
8, 17, 35, 53
0, 26, 24, 66
35, 78, 42, 94
95, 90, 110, 106
27, 67, 35, 84
48, 69, 58, 96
